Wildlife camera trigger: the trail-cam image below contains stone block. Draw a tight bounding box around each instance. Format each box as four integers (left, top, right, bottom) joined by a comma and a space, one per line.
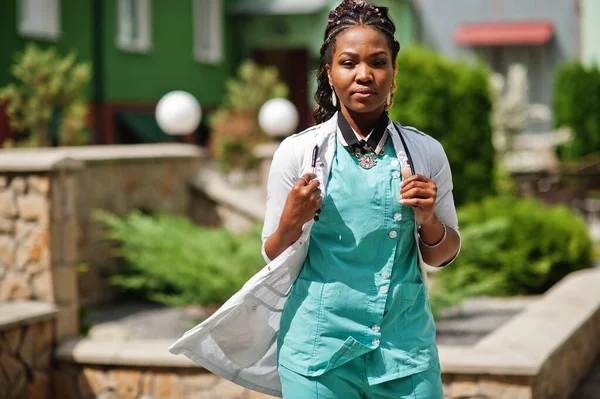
15, 220, 36, 243
15, 226, 47, 270
0, 353, 27, 398
180, 373, 220, 393
33, 320, 55, 355
0, 216, 14, 234
0, 272, 32, 301
28, 370, 51, 399
52, 369, 81, 399
50, 177, 63, 223
0, 328, 22, 355
140, 371, 154, 395
56, 304, 79, 340
63, 218, 79, 264
112, 369, 141, 399
479, 377, 532, 399
19, 325, 35, 366
10, 177, 27, 194
79, 367, 109, 396
451, 375, 478, 398
0, 190, 17, 217
17, 193, 48, 221
0, 235, 15, 268
31, 270, 54, 302
155, 373, 184, 399
28, 176, 50, 195
35, 347, 52, 370
52, 266, 78, 305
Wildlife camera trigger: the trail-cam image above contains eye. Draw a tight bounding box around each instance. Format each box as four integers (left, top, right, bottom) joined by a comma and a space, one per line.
373, 59, 387, 67
341, 60, 355, 67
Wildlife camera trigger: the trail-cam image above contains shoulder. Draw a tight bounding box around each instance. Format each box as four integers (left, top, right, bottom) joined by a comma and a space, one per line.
394, 123, 446, 156
392, 122, 449, 172
272, 123, 324, 172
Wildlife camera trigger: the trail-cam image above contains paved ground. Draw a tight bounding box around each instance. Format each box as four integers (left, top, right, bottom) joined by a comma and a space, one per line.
88, 294, 599, 396
88, 296, 536, 345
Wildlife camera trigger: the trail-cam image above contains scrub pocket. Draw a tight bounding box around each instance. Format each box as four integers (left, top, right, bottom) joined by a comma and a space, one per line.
395, 283, 436, 351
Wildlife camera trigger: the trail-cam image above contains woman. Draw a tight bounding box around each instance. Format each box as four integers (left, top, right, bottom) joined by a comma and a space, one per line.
263, 1, 460, 397
169, 1, 460, 397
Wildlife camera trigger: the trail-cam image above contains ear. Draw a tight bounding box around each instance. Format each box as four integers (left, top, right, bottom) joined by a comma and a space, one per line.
325, 64, 333, 87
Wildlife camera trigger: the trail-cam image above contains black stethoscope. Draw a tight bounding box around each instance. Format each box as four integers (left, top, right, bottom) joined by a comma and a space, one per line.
393, 122, 416, 176
312, 122, 416, 221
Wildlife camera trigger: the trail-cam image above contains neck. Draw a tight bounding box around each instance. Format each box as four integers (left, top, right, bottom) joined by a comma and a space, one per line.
340, 105, 386, 138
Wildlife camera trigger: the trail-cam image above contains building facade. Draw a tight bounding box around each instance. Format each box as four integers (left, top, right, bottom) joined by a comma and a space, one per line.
411, 0, 581, 110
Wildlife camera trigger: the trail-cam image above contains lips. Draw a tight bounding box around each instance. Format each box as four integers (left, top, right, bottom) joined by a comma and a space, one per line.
353, 88, 376, 95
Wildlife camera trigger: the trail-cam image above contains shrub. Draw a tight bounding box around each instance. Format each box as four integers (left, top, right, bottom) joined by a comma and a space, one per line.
0, 44, 91, 148
210, 60, 289, 173
429, 196, 593, 315
389, 47, 495, 206
94, 210, 265, 307
553, 62, 600, 161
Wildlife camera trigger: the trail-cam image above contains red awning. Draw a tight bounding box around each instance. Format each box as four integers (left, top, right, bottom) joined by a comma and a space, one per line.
453, 21, 554, 46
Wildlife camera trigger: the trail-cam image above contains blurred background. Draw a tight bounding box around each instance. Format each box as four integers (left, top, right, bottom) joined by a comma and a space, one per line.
0, 1, 600, 398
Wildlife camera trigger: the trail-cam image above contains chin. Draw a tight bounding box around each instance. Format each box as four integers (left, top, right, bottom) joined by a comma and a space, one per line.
345, 100, 385, 114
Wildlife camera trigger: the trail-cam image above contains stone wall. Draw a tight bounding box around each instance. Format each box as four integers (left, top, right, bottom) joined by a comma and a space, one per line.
53, 364, 274, 399
0, 302, 58, 399
0, 167, 80, 340
0, 174, 52, 303
74, 154, 202, 306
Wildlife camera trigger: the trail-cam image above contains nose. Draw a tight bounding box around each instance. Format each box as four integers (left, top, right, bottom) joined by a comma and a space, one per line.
355, 63, 373, 83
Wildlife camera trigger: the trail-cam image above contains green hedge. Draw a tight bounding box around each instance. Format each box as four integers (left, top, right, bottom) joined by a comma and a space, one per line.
553, 62, 600, 161
94, 210, 265, 307
389, 47, 495, 206
429, 196, 593, 314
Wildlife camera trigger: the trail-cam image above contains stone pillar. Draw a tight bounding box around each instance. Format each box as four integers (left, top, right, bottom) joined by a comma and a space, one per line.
49, 166, 82, 340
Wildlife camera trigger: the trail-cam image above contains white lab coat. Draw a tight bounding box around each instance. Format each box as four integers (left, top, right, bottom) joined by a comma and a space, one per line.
169, 113, 460, 397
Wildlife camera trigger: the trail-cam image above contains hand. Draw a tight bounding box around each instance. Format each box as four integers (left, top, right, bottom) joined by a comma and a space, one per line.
279, 173, 322, 236
399, 168, 437, 225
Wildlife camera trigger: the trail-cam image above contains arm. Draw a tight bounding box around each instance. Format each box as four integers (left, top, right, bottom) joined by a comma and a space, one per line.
399, 140, 460, 267
261, 139, 322, 262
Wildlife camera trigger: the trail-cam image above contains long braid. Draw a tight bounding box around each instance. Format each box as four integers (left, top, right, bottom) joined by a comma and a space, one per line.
313, 0, 401, 124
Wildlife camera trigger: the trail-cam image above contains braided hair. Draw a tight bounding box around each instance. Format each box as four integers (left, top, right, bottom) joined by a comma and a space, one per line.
313, 0, 401, 124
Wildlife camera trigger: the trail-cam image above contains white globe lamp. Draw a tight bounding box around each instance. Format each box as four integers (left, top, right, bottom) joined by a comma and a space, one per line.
258, 98, 299, 138
155, 91, 202, 136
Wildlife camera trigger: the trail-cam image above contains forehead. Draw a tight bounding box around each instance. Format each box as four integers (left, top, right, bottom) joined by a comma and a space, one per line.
334, 26, 389, 54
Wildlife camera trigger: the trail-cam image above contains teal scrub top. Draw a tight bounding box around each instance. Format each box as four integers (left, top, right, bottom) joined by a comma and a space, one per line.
277, 134, 438, 386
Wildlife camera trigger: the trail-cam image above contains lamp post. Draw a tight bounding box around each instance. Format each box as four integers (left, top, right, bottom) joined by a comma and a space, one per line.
258, 98, 299, 139
155, 91, 202, 136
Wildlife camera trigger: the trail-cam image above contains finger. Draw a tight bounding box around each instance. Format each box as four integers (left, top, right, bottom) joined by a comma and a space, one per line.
401, 173, 431, 187
401, 167, 411, 181
305, 179, 321, 192
309, 188, 322, 200
400, 187, 434, 200
399, 198, 434, 208
296, 173, 317, 187
400, 181, 432, 195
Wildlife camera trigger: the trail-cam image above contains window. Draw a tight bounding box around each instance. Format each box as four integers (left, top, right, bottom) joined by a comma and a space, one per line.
193, 0, 222, 64
117, 0, 152, 53
18, 0, 61, 40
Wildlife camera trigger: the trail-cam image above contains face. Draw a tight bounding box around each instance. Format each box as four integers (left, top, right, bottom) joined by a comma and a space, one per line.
326, 25, 395, 115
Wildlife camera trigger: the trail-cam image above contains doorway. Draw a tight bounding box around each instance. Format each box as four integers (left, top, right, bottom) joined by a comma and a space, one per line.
253, 48, 314, 131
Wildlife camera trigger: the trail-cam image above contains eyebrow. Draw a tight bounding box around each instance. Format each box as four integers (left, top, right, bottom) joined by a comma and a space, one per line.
338, 50, 389, 58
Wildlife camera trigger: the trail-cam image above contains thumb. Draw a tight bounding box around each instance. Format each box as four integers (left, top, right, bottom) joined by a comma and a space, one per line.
401, 167, 412, 181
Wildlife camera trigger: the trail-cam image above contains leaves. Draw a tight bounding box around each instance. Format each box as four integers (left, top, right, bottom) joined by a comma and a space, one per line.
94, 210, 265, 307
388, 47, 495, 206
429, 196, 594, 316
554, 62, 600, 161
0, 43, 91, 147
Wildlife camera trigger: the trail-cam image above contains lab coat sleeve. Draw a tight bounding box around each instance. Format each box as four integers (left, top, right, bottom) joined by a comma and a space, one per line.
261, 137, 301, 263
